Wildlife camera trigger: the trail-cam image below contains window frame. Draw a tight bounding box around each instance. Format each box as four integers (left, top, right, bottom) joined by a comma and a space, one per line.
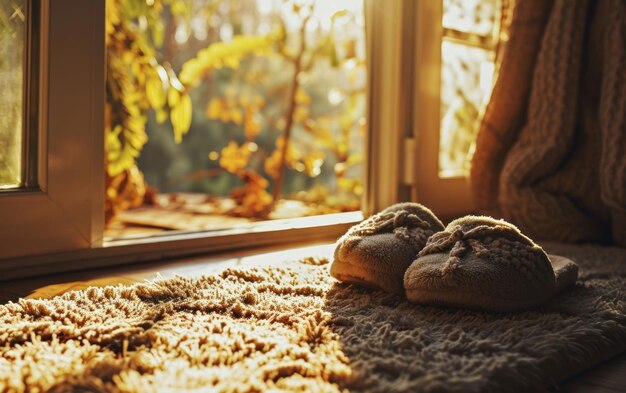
363, 0, 410, 215
0, 0, 475, 280
366, 0, 476, 221
0, 0, 368, 279
0, 0, 104, 261
409, 0, 474, 221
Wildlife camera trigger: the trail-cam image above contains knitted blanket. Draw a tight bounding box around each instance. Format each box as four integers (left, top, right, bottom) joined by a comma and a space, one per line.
471, 0, 626, 246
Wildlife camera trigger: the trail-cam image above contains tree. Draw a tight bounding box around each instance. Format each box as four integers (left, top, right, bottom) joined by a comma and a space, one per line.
106, 0, 365, 222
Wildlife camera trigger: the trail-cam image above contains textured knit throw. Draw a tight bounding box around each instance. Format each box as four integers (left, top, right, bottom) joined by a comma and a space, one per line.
470, 0, 626, 245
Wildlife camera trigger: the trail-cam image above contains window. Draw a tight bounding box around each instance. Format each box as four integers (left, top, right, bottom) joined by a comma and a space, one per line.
0, 0, 498, 278
104, 0, 366, 240
0, 1, 27, 189
439, 0, 500, 178
409, 0, 500, 219
0, 0, 104, 262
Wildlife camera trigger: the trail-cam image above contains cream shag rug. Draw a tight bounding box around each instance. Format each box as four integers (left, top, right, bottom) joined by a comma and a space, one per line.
1, 244, 625, 392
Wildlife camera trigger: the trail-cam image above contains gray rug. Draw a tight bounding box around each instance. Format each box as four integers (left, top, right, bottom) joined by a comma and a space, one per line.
0, 244, 624, 392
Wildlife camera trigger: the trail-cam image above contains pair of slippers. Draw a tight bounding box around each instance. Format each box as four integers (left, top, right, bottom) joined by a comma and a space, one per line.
330, 203, 579, 312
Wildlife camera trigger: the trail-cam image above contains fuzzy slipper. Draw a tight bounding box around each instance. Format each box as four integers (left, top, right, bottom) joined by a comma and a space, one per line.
404, 216, 579, 312
331, 202, 445, 294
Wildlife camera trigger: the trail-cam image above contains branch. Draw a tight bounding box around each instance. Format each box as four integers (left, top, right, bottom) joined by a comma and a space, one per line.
270, 14, 312, 208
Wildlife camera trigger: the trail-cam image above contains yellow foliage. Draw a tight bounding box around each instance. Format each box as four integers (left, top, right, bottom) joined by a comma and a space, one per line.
206, 97, 243, 124
293, 107, 309, 123
302, 118, 334, 149
230, 108, 243, 125
206, 98, 222, 119
207, 95, 265, 140
295, 88, 311, 105
242, 96, 264, 139
337, 177, 362, 195
244, 110, 262, 140
179, 32, 283, 86
264, 149, 282, 179
230, 171, 272, 218
104, 164, 146, 223
105, 50, 150, 177
105, 0, 121, 38
264, 137, 300, 178
146, 73, 166, 110
264, 136, 323, 179
171, 93, 193, 144
168, 88, 180, 108
302, 151, 325, 177
106, 124, 147, 177
219, 141, 253, 174
156, 109, 168, 123
105, 0, 197, 220
347, 153, 363, 166
105, 0, 366, 220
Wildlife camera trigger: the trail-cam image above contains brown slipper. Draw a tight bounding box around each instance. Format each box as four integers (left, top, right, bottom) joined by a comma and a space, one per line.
404, 216, 579, 312
330, 202, 444, 294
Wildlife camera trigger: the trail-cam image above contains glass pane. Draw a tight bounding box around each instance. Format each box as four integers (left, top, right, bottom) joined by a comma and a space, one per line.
105, 0, 366, 239
439, 0, 500, 178
442, 0, 499, 37
439, 41, 494, 178
0, 0, 27, 189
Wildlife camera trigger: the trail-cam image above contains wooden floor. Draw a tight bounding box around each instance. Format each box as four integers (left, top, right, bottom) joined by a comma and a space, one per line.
1, 241, 624, 392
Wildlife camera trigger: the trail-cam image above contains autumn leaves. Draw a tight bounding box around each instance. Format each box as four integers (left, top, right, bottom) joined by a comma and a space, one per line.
105, 0, 365, 222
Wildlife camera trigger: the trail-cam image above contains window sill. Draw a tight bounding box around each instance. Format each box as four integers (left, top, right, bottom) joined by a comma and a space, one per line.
0, 211, 362, 282
1, 241, 338, 303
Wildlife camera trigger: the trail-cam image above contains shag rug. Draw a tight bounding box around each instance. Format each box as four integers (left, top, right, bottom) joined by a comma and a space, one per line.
1, 244, 625, 392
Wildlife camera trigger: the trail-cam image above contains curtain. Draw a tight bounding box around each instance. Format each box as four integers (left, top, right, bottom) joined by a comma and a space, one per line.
470, 0, 626, 246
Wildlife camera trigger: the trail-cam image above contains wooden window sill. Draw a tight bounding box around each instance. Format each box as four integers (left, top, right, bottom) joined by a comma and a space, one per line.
0, 240, 336, 303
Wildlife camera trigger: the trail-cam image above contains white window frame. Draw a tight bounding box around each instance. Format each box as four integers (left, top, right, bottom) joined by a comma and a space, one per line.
0, 0, 473, 280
